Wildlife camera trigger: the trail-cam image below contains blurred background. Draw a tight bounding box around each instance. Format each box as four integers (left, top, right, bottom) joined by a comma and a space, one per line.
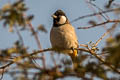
0, 0, 120, 80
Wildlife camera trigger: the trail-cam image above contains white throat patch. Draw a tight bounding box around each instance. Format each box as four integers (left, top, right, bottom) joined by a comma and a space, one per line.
58, 16, 67, 24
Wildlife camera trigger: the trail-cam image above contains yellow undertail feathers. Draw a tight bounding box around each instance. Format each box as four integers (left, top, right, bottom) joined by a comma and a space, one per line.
53, 48, 78, 58
73, 49, 78, 57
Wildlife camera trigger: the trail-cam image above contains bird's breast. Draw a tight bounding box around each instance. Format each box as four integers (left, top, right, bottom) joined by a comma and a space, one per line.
50, 24, 78, 50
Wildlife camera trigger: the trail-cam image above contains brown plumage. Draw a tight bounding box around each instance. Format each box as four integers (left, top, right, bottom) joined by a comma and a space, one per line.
50, 10, 79, 58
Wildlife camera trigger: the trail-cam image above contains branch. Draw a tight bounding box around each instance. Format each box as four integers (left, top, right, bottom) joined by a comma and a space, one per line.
27, 21, 46, 69
77, 19, 120, 29
50, 52, 57, 68
87, 46, 120, 74
78, 22, 120, 74
28, 47, 120, 74
0, 48, 52, 70
0, 61, 13, 80
14, 26, 24, 46
12, 48, 89, 60
0, 62, 13, 69
0, 69, 4, 80
88, 0, 110, 20
71, 8, 120, 23
84, 0, 109, 31
94, 22, 118, 46
1, 47, 120, 74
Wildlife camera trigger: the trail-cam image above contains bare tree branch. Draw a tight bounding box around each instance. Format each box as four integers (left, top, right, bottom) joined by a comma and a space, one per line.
86, 46, 120, 74
71, 8, 120, 23
95, 22, 118, 46
27, 19, 46, 69
77, 19, 120, 29
0, 62, 13, 69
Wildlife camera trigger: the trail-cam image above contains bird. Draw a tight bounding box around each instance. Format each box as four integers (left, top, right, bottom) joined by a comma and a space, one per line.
50, 9, 79, 59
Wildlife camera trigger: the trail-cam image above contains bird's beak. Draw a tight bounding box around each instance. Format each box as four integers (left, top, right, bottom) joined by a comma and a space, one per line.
51, 14, 57, 19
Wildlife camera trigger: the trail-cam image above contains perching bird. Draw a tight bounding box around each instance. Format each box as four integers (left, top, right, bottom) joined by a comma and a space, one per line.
50, 10, 79, 59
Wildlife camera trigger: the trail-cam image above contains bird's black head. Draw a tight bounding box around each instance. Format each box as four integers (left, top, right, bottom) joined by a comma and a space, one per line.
52, 10, 69, 27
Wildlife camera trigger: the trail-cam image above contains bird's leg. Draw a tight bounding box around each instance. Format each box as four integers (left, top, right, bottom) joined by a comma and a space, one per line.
71, 47, 74, 52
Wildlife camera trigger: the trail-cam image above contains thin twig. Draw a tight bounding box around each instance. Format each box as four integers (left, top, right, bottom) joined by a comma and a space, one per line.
50, 52, 57, 67
95, 23, 118, 46
0, 62, 13, 69
14, 26, 24, 46
87, 46, 120, 74
0, 69, 4, 80
27, 22, 46, 69
95, 31, 109, 47
88, 1, 110, 20
84, 0, 109, 31
0, 61, 13, 79
71, 8, 120, 23
14, 24, 43, 69
77, 19, 120, 29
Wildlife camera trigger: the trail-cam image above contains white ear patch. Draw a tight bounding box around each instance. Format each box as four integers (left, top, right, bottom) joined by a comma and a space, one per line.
58, 16, 67, 24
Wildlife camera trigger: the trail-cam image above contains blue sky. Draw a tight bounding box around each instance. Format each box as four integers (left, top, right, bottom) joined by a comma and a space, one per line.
0, 0, 119, 80
0, 0, 106, 50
